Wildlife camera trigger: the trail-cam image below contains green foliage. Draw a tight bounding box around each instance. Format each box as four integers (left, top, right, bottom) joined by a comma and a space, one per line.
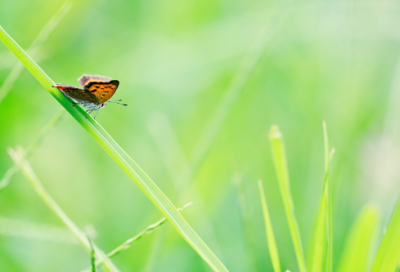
0, 24, 226, 272
1, 1, 400, 271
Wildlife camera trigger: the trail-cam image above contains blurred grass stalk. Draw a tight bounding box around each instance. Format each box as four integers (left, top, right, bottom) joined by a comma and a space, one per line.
0, 2, 71, 105
8, 147, 119, 272
370, 199, 400, 272
268, 125, 308, 272
0, 216, 76, 243
0, 22, 227, 271
0, 108, 65, 191
258, 180, 281, 272
233, 174, 258, 271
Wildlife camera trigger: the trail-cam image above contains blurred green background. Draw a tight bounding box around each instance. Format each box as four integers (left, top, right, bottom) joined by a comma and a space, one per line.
1, 0, 400, 271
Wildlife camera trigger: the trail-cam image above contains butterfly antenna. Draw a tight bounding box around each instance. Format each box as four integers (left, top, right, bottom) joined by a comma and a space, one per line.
108, 100, 128, 106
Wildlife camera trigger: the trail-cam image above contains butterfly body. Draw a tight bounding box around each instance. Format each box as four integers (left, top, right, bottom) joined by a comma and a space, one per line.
53, 75, 126, 118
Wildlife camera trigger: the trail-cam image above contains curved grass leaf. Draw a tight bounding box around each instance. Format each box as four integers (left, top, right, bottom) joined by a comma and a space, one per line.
337, 205, 380, 272
370, 199, 400, 272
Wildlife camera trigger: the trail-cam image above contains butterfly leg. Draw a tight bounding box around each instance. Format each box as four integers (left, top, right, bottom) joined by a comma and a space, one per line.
85, 109, 94, 119
93, 109, 100, 119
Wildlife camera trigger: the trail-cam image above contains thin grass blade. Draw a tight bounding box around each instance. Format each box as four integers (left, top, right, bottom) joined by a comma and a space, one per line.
336, 205, 380, 272
324, 121, 334, 272
370, 199, 400, 272
268, 125, 307, 272
81, 203, 193, 272
310, 122, 334, 272
88, 236, 96, 272
0, 25, 227, 271
258, 180, 281, 272
310, 184, 328, 272
0, 108, 65, 191
8, 147, 119, 272
233, 174, 258, 271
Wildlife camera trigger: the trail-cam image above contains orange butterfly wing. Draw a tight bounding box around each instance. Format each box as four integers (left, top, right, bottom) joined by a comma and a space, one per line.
84, 80, 119, 104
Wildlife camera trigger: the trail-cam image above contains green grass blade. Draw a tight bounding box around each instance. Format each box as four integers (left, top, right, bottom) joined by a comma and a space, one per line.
310, 122, 334, 272
0, 2, 71, 105
337, 205, 380, 272
107, 202, 192, 259
0, 108, 65, 192
0, 25, 227, 271
8, 147, 119, 272
87, 237, 96, 272
268, 125, 308, 272
324, 121, 334, 272
258, 180, 281, 272
310, 184, 328, 272
370, 199, 400, 272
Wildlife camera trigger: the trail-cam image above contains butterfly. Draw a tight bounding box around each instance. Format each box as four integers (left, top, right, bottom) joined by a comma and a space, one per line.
53, 74, 127, 119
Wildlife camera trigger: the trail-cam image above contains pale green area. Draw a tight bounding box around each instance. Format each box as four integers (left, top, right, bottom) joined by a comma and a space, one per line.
1, 0, 400, 271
